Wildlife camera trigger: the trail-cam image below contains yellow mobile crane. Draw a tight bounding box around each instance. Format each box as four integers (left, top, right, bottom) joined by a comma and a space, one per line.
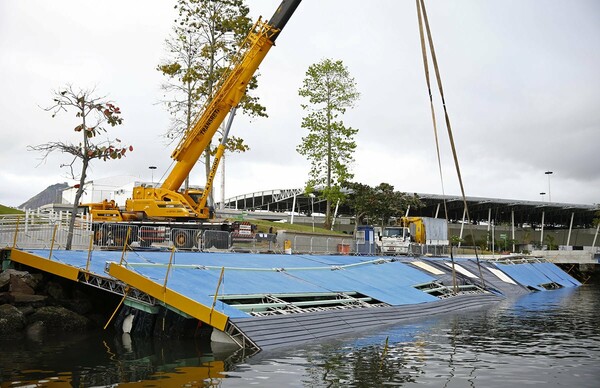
85, 0, 301, 248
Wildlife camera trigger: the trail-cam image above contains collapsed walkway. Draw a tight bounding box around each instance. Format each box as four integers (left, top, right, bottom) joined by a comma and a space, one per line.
2, 246, 580, 351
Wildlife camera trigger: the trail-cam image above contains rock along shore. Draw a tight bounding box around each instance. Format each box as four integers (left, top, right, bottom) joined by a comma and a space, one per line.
0, 268, 109, 340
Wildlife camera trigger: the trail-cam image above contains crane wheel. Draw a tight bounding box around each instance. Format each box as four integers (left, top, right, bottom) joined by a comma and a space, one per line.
112, 225, 133, 247
93, 228, 107, 245
173, 230, 194, 249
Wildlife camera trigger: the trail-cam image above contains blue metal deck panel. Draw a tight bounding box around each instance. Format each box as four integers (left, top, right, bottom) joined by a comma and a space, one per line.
121, 253, 441, 307
24, 249, 110, 275
520, 263, 562, 287
390, 260, 440, 284
155, 252, 367, 269
288, 268, 438, 305
307, 255, 385, 265
532, 262, 581, 287
133, 265, 330, 317
493, 263, 551, 291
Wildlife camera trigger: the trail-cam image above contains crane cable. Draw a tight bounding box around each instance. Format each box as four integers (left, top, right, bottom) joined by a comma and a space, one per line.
416, 0, 448, 224
416, 0, 486, 289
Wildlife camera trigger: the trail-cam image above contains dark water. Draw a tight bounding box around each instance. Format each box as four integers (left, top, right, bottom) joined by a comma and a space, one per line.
2, 284, 599, 387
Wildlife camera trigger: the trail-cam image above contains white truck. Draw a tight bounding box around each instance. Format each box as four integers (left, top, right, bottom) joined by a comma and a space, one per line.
374, 226, 411, 255
374, 217, 449, 255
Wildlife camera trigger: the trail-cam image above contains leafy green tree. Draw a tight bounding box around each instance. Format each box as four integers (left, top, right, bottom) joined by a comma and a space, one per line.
544, 233, 558, 250
341, 181, 373, 228
297, 58, 360, 228
369, 183, 421, 226
29, 86, 130, 250
450, 235, 464, 247
158, 0, 265, 195
343, 181, 421, 231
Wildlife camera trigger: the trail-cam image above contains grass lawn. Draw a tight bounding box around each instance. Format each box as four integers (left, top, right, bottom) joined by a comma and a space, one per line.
0, 204, 23, 215
232, 218, 346, 236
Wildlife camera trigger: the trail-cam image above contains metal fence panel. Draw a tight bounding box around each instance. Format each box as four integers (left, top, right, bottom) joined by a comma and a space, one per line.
93, 223, 139, 249
203, 230, 231, 251
288, 235, 353, 255
230, 233, 278, 253
170, 228, 203, 250
0, 212, 92, 250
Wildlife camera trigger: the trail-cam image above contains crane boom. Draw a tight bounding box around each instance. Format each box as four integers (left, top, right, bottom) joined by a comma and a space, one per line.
121, 0, 301, 221
163, 0, 301, 191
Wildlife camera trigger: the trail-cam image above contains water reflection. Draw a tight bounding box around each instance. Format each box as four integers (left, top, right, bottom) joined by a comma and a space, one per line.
0, 331, 244, 387
227, 285, 600, 387
2, 285, 599, 387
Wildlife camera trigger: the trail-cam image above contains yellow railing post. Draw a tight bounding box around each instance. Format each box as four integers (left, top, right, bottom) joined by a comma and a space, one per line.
12, 216, 20, 248
104, 286, 130, 330
48, 225, 58, 260
85, 235, 94, 282
210, 266, 225, 324
163, 246, 176, 290
159, 246, 176, 333
119, 227, 131, 266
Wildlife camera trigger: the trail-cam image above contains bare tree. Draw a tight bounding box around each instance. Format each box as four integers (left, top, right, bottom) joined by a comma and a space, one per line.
29, 86, 131, 250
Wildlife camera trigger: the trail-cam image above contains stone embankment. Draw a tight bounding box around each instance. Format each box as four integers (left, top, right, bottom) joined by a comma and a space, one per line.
0, 268, 104, 339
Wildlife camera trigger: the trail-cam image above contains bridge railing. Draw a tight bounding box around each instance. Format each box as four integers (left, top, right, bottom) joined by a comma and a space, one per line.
0, 211, 93, 250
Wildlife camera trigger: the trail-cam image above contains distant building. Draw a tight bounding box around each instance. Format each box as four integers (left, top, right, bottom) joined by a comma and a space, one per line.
60, 176, 205, 208
61, 175, 140, 206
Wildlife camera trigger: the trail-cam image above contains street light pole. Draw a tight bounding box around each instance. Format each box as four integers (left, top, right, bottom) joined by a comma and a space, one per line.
149, 166, 157, 185
309, 193, 315, 232
545, 171, 553, 202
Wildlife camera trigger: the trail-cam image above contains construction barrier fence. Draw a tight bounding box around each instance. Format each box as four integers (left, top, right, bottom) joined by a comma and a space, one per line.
1, 211, 447, 256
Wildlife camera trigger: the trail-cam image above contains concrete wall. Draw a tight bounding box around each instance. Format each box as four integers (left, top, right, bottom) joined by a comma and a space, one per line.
532, 250, 599, 264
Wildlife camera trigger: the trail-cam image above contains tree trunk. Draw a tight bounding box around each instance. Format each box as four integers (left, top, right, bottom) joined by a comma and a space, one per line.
67, 106, 89, 251
325, 99, 332, 229
185, 78, 192, 191
66, 158, 88, 250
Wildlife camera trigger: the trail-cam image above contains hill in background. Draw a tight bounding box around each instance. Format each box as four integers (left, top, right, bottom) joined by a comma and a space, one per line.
0, 204, 24, 214
19, 182, 69, 210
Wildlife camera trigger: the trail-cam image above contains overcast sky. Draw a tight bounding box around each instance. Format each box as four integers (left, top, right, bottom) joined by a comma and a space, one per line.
1, 0, 598, 208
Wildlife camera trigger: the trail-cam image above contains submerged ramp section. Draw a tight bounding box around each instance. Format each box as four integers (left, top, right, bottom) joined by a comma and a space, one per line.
106, 262, 229, 331
4, 248, 581, 351
493, 260, 581, 290
231, 293, 502, 349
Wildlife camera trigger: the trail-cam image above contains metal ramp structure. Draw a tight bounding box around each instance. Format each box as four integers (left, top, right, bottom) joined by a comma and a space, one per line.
1, 247, 581, 351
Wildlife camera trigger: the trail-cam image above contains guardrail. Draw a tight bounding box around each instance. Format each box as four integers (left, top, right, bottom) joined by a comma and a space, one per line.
1, 213, 450, 256
0, 212, 93, 250
286, 235, 354, 255
91, 224, 279, 253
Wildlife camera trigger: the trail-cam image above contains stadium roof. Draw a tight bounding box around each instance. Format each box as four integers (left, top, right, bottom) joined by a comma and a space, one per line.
221, 189, 599, 228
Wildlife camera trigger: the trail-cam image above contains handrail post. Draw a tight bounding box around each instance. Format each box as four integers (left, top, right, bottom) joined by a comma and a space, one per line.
163, 246, 176, 290
48, 225, 58, 260
210, 266, 225, 324
104, 286, 130, 330
12, 217, 20, 248
85, 235, 94, 281
119, 227, 131, 266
